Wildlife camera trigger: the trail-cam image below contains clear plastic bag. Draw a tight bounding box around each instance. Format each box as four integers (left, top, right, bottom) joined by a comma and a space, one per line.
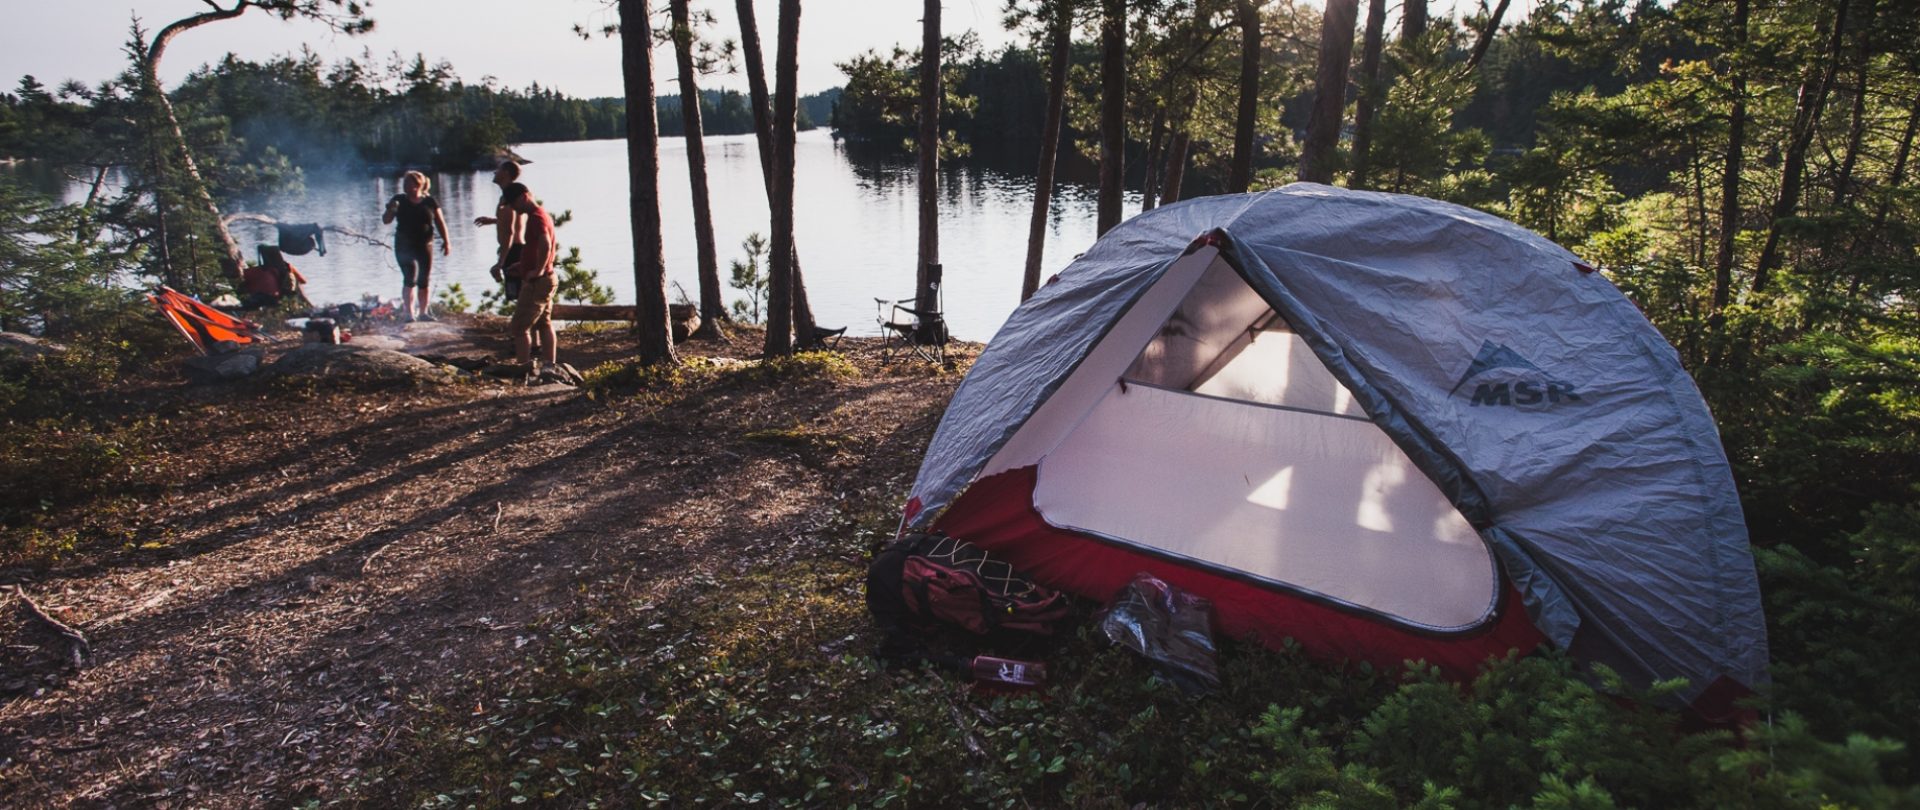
1096, 573, 1221, 693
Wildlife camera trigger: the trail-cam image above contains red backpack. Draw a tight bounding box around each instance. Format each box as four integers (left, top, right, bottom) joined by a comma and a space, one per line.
866, 531, 1072, 638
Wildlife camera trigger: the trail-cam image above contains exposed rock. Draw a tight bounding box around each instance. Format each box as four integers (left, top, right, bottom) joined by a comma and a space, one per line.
535, 363, 585, 387
264, 344, 452, 385
343, 334, 408, 352
182, 350, 264, 384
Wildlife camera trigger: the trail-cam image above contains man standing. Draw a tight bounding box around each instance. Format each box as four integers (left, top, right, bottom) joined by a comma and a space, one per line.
477, 160, 527, 297
503, 182, 558, 373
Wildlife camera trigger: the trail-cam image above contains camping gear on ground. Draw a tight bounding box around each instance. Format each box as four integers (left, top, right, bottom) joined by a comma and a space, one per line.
866, 530, 1072, 641
246, 246, 311, 308
303, 318, 342, 344
306, 302, 361, 324
276, 222, 327, 257
1098, 573, 1221, 694
969, 655, 1046, 691
899, 183, 1766, 721
150, 287, 260, 355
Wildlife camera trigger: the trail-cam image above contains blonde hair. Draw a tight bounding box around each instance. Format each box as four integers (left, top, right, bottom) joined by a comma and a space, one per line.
402, 170, 430, 193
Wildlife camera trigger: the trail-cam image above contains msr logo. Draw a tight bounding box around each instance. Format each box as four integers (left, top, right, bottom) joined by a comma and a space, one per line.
1449, 341, 1583, 407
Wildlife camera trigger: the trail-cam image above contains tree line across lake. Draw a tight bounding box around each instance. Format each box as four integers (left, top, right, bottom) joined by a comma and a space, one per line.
0, 51, 839, 175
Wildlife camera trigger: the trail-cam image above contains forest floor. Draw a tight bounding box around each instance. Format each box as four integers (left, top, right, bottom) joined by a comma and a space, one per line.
0, 314, 972, 807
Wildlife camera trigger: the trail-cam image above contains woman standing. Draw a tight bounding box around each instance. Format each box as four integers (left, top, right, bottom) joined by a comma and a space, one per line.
382, 170, 451, 321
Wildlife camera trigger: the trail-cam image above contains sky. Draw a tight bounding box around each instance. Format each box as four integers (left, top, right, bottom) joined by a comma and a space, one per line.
0, 0, 1026, 99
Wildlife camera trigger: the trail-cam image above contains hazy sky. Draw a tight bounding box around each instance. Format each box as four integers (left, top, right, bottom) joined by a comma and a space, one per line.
0, 0, 1025, 99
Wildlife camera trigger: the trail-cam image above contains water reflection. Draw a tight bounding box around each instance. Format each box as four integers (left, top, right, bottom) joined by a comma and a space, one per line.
8, 130, 1134, 341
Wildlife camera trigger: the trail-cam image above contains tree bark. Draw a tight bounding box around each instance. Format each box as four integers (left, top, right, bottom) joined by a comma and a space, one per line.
1708, 0, 1748, 332
1097, 0, 1126, 235
1404, 0, 1426, 42
1022, 1, 1074, 302
1349, 0, 1387, 189
1752, 0, 1848, 295
1162, 127, 1191, 206
1228, 0, 1262, 193
915, 0, 942, 334
1299, 0, 1358, 184
621, 0, 676, 365
734, 0, 820, 346
143, 2, 254, 275
1833, 0, 1876, 209
1463, 0, 1512, 72
671, 0, 727, 339
1868, 90, 1920, 246
765, 0, 801, 357
1140, 109, 1166, 211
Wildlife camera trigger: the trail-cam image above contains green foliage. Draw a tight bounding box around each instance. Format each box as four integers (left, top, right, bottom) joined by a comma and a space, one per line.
831, 34, 980, 158
0, 415, 157, 565
434, 282, 472, 314
728, 232, 770, 324
378, 559, 1912, 808
0, 181, 148, 336
555, 247, 614, 305
1361, 30, 1494, 202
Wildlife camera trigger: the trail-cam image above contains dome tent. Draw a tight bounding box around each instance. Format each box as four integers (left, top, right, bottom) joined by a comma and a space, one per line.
902, 184, 1766, 714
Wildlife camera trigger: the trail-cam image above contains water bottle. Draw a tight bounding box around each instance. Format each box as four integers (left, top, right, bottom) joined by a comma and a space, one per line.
971, 655, 1046, 689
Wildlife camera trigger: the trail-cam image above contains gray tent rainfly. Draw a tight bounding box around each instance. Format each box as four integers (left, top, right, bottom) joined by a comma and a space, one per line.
904, 183, 1766, 717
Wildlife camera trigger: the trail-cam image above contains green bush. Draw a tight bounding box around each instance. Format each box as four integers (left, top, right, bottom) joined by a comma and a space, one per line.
0, 415, 157, 564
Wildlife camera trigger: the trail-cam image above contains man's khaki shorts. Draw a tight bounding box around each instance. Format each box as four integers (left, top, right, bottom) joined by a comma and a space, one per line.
510, 273, 556, 332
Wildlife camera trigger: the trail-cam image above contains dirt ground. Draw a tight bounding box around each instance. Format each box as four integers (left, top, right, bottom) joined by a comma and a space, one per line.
0, 315, 970, 807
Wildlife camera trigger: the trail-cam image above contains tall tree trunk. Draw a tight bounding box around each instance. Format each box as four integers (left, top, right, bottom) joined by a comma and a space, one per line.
1097, 0, 1126, 235
143, 4, 252, 275
1752, 0, 1848, 295
1690, 139, 1709, 269
1299, 0, 1358, 184
1463, 0, 1512, 72
1228, 0, 1262, 193
734, 0, 819, 345
1349, 0, 1387, 189
1834, 0, 1876, 209
1022, 1, 1073, 302
1850, 87, 1920, 304
621, 0, 676, 365
1404, 0, 1426, 42
671, 0, 728, 339
1162, 127, 1191, 205
915, 0, 943, 335
765, 0, 801, 357
1868, 91, 1920, 245
1709, 0, 1748, 334
1140, 109, 1167, 211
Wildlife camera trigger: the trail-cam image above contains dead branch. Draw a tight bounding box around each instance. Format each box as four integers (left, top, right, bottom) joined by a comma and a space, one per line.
7, 585, 91, 668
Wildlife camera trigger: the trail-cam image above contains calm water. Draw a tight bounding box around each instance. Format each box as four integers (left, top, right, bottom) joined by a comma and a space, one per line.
212, 131, 1130, 341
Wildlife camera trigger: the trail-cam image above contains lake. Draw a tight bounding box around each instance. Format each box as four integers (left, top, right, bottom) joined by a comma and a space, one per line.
220, 131, 1130, 342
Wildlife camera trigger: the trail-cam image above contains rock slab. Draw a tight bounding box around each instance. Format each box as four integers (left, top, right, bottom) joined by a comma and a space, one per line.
265, 344, 451, 384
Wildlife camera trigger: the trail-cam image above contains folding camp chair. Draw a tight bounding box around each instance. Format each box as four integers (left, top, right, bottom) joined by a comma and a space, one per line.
876, 292, 948, 364
804, 325, 849, 350
149, 286, 260, 355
